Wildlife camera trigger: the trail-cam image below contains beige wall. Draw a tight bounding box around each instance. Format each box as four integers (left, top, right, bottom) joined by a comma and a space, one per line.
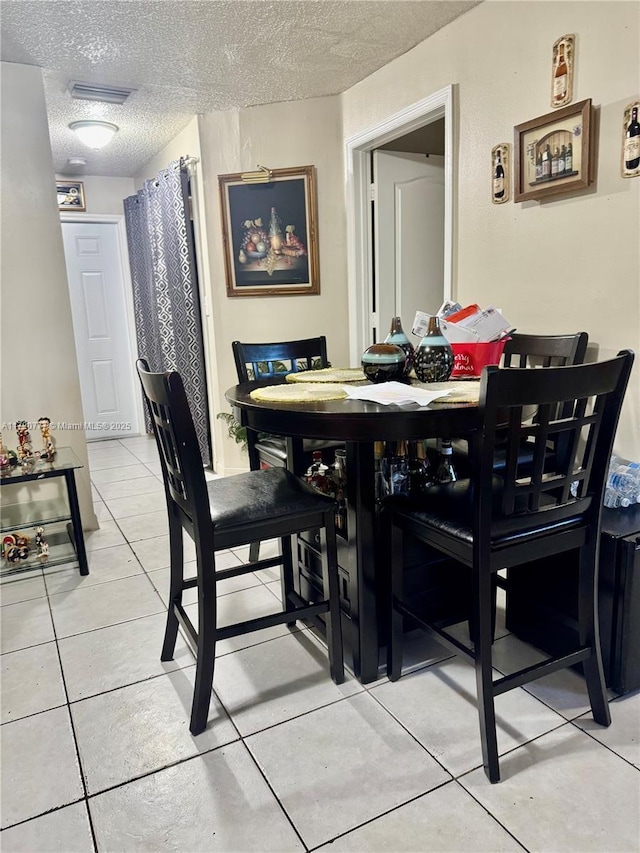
342, 0, 640, 459
1, 62, 97, 530
135, 117, 200, 189
55, 175, 136, 215
197, 96, 349, 473
134, 1, 638, 469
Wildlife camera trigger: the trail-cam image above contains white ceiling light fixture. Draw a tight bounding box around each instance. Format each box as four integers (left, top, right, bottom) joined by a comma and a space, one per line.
69, 120, 118, 149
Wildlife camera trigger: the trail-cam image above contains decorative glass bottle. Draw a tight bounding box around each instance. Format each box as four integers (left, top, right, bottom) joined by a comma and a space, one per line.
384, 316, 414, 376
413, 315, 454, 383
361, 343, 406, 384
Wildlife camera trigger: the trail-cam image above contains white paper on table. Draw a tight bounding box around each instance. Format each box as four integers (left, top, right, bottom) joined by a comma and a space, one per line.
343, 381, 452, 407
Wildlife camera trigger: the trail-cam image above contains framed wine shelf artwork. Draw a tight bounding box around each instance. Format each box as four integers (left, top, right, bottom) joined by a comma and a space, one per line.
514, 99, 593, 203
621, 100, 640, 179
491, 144, 510, 204
550, 34, 575, 109
56, 180, 85, 211
218, 165, 320, 297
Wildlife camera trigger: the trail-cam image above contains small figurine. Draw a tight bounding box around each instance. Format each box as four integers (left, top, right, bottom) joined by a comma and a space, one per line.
38, 417, 56, 461
16, 420, 34, 463
0, 433, 10, 470
2, 532, 30, 562
34, 526, 49, 562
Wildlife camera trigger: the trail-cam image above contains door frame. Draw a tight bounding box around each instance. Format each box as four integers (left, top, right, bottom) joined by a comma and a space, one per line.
345, 85, 454, 364
60, 213, 143, 438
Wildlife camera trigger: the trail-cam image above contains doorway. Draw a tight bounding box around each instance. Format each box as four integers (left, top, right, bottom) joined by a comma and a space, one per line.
345, 86, 453, 363
61, 215, 141, 441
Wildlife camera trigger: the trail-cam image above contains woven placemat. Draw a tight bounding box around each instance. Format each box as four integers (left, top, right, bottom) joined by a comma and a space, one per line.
286, 367, 366, 384
418, 379, 481, 404
250, 383, 348, 403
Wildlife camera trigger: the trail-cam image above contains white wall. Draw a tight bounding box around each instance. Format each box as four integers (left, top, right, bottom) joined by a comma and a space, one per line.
342, 0, 640, 458
1, 62, 97, 530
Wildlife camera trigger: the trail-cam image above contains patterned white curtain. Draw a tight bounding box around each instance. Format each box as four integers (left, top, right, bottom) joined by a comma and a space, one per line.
123, 159, 211, 465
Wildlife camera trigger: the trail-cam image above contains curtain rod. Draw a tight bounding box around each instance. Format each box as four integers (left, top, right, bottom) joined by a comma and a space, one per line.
179, 155, 199, 170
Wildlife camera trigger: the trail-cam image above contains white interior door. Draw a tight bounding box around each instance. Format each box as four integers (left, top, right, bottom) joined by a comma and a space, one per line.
373, 151, 445, 343
62, 221, 139, 441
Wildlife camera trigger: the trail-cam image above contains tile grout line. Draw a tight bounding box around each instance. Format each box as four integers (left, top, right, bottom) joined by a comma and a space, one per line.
41, 580, 99, 852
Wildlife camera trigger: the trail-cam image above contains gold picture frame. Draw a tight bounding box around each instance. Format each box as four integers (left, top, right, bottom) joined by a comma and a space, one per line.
56, 180, 85, 211
491, 143, 511, 204
514, 99, 593, 203
621, 99, 640, 179
219, 165, 320, 297
550, 34, 575, 109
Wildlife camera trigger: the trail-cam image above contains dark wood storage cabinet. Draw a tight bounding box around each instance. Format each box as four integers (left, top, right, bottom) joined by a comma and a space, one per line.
295, 515, 472, 680
506, 504, 640, 695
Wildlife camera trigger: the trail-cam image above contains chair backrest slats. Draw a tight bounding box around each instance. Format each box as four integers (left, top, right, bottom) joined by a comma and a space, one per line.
502, 332, 588, 369
232, 337, 330, 382
136, 359, 210, 537
476, 351, 634, 534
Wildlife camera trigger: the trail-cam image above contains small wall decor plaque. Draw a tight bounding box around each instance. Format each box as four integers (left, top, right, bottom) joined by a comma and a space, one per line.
514, 99, 593, 202
491, 144, 510, 204
56, 180, 85, 211
621, 100, 640, 179
551, 34, 575, 109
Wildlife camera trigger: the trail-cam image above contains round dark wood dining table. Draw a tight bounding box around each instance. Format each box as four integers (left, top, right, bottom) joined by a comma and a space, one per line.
225, 376, 482, 683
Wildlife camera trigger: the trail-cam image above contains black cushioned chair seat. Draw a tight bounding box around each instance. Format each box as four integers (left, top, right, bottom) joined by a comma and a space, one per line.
392, 477, 586, 551
208, 467, 335, 539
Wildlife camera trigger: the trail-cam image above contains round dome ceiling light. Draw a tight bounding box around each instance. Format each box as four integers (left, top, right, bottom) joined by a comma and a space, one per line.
69, 120, 118, 149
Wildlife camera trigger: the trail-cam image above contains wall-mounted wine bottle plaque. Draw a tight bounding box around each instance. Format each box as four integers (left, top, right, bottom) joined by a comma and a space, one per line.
621, 100, 640, 179
550, 34, 575, 109
491, 143, 510, 204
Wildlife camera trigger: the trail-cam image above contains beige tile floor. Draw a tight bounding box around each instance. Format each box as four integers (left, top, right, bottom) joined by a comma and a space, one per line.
1, 436, 639, 852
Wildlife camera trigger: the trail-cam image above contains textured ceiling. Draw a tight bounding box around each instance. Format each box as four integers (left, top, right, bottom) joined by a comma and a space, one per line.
1, 0, 480, 177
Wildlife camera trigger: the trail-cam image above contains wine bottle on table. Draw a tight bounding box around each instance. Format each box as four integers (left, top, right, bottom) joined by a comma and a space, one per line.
553, 42, 568, 106
434, 439, 457, 484
390, 441, 409, 496
374, 441, 387, 501
408, 440, 432, 496
624, 106, 640, 171
331, 449, 348, 532
493, 150, 505, 200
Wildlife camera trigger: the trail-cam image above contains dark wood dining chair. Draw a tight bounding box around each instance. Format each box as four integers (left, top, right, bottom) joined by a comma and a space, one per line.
136, 358, 344, 736
452, 331, 590, 476
232, 336, 344, 560
387, 350, 634, 782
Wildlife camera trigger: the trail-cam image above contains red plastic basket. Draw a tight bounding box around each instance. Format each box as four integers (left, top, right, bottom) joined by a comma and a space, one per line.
450, 340, 508, 378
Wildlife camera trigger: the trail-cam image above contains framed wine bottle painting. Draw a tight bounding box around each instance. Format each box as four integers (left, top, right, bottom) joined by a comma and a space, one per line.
514, 99, 593, 202
550, 34, 575, 109
621, 100, 640, 179
491, 144, 510, 204
218, 165, 320, 297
